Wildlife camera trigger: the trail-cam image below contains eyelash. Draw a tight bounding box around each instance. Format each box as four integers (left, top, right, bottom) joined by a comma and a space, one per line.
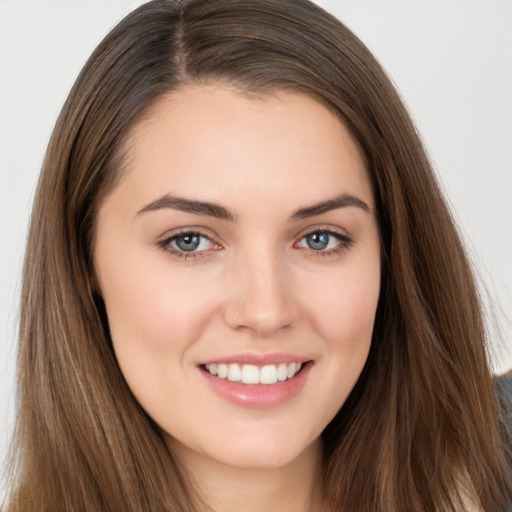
157, 227, 354, 260
294, 228, 354, 258
157, 228, 219, 260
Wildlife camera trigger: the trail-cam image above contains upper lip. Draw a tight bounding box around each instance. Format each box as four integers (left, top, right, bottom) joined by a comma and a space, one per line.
199, 353, 312, 366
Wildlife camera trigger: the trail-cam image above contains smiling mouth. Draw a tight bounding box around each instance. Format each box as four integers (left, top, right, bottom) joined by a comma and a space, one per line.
202, 362, 304, 385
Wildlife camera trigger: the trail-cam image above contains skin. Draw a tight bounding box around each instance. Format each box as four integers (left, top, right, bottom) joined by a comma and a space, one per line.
94, 85, 381, 512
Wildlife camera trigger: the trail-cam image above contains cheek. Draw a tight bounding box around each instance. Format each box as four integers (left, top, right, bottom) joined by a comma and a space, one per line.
301, 255, 379, 408
96, 242, 219, 358
304, 262, 380, 351
96, 253, 222, 419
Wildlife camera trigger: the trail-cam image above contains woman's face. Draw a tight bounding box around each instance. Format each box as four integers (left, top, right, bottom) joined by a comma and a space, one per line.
94, 86, 381, 470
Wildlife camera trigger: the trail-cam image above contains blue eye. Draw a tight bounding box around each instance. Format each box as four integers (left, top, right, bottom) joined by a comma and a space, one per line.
304, 232, 331, 250
297, 230, 352, 253
173, 234, 202, 252
161, 232, 216, 254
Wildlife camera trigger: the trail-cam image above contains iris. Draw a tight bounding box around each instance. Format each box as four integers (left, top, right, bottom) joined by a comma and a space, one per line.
305, 232, 330, 250
175, 234, 201, 252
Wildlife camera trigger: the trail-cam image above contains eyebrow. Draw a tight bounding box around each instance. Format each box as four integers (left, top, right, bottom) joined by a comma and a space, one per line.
137, 195, 237, 221
290, 193, 371, 220
136, 193, 371, 221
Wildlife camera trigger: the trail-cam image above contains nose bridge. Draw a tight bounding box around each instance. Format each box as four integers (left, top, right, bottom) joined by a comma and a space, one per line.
223, 239, 296, 336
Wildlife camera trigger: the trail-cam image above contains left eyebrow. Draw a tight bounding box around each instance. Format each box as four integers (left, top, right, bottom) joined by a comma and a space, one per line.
290, 193, 371, 220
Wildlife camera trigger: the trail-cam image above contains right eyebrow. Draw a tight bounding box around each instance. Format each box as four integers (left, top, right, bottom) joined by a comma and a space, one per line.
136, 194, 237, 222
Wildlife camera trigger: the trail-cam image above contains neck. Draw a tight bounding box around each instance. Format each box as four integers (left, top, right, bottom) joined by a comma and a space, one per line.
170, 438, 328, 512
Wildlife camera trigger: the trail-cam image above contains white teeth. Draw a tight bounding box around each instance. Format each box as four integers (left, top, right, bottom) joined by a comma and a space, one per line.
288, 362, 301, 378
277, 363, 288, 381
227, 364, 242, 382
205, 363, 218, 375
205, 362, 303, 385
217, 364, 228, 379
241, 364, 259, 384
260, 365, 278, 385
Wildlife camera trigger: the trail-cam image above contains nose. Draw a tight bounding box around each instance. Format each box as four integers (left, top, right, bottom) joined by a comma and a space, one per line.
223, 247, 297, 337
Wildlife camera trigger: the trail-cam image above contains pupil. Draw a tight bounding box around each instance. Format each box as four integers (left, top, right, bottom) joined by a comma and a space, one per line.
307, 232, 329, 250
176, 234, 200, 252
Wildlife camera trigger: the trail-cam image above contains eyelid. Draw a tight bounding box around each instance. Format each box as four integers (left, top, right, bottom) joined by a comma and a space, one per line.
294, 224, 352, 242
155, 224, 354, 261
293, 225, 355, 255
156, 227, 223, 259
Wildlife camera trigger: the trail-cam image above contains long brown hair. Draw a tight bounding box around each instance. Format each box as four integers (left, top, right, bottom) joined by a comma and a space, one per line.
5, 0, 511, 510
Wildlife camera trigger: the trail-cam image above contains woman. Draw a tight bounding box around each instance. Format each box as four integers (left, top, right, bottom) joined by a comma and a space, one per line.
4, 0, 511, 510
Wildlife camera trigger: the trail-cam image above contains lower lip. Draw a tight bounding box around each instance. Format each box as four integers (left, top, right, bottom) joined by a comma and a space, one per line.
199, 362, 313, 408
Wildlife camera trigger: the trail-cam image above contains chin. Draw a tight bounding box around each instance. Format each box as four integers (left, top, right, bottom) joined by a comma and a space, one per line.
201, 431, 321, 471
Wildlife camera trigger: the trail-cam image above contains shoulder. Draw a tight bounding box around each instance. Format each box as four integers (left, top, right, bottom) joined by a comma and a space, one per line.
495, 370, 512, 413
495, 369, 512, 445
493, 371, 512, 512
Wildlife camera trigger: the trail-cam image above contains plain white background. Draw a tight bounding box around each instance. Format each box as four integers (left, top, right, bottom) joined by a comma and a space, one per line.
1, 0, 511, 495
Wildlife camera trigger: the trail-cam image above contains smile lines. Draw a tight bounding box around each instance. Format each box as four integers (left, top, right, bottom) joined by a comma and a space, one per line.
204, 362, 302, 385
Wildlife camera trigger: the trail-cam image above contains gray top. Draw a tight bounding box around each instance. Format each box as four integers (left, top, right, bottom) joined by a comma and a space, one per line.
495, 370, 512, 511
496, 370, 512, 439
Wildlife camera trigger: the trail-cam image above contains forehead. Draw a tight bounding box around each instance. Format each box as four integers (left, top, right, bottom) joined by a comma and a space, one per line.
111, 85, 373, 215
